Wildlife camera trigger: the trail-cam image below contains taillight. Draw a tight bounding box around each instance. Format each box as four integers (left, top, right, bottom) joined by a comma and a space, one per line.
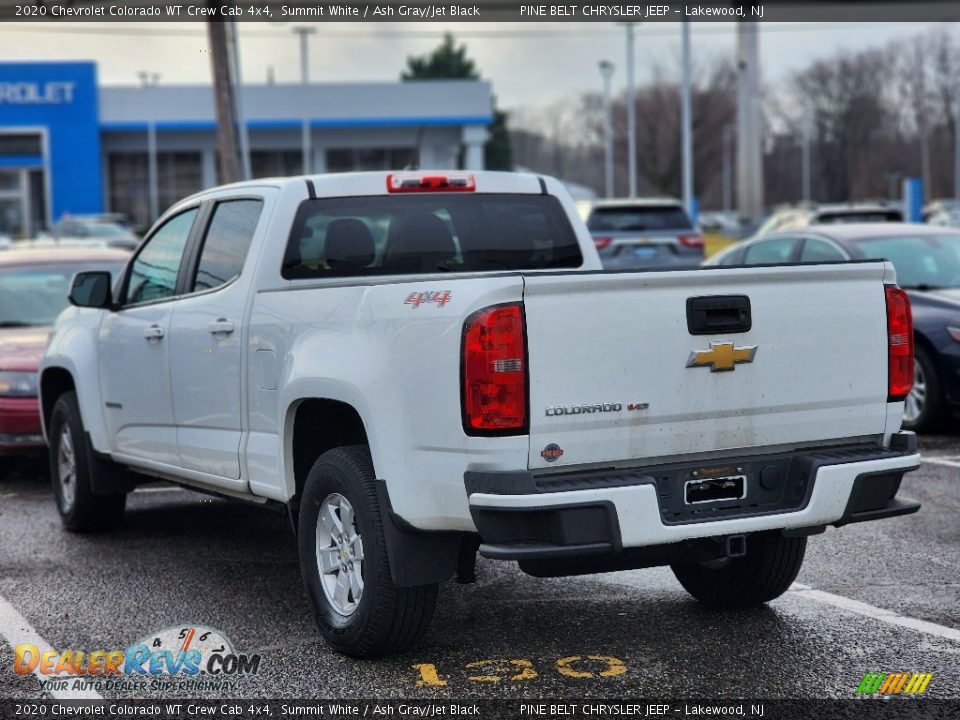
593, 236, 613, 251
885, 285, 914, 401
678, 233, 704, 248
387, 173, 476, 193
462, 303, 528, 434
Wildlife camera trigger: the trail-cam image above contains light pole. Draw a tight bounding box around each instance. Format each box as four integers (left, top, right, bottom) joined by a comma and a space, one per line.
681, 21, 693, 217
955, 86, 960, 202
599, 60, 615, 198
801, 116, 812, 203
722, 123, 735, 213
622, 23, 638, 198
137, 71, 161, 224
293, 26, 316, 85
886, 171, 902, 203
736, 22, 764, 226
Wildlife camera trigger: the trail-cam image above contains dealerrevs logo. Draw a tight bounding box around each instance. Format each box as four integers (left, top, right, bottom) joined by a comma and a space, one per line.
14, 625, 261, 693
856, 672, 933, 697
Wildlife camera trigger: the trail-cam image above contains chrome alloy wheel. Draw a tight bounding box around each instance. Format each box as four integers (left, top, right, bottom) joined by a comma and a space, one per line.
316, 493, 365, 616
57, 425, 77, 513
903, 359, 926, 424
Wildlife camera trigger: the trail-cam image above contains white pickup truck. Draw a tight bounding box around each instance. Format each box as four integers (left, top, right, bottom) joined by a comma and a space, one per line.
40, 171, 921, 658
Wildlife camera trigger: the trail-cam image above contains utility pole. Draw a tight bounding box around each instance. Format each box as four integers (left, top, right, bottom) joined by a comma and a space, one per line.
228, 20, 251, 181
736, 22, 764, 226
623, 23, 638, 198
801, 117, 812, 203
293, 26, 316, 84
599, 60, 615, 198
206, 9, 241, 184
680, 21, 693, 217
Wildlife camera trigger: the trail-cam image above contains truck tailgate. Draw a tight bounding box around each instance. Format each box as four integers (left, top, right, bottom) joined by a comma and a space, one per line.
523, 262, 891, 470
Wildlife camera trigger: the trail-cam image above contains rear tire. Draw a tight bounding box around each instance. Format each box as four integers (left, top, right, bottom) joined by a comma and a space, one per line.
670, 532, 806, 608
902, 345, 946, 433
49, 392, 126, 532
297, 445, 437, 658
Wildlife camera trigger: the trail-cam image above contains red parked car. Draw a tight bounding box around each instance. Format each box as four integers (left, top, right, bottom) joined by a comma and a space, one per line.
0, 247, 129, 457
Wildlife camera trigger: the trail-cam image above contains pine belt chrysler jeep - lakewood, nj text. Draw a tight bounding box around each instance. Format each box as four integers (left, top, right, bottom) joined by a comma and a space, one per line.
39, 171, 922, 657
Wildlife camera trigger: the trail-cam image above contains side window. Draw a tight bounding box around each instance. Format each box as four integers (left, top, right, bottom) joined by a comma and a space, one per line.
192, 199, 263, 292
715, 247, 744, 266
742, 237, 798, 265
799, 238, 847, 263
126, 208, 198, 305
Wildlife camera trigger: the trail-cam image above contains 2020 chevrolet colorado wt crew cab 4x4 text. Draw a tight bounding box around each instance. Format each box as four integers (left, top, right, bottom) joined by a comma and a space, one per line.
40, 171, 922, 657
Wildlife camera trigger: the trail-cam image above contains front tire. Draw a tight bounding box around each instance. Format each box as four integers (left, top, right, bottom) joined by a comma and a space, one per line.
671, 532, 806, 608
49, 391, 126, 532
297, 445, 437, 658
902, 345, 946, 433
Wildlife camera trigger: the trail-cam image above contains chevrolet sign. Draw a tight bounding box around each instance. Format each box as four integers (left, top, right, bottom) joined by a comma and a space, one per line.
0, 82, 76, 105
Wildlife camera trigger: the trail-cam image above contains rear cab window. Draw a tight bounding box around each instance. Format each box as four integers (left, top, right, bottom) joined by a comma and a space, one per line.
281, 194, 583, 279
587, 205, 693, 232
192, 199, 263, 292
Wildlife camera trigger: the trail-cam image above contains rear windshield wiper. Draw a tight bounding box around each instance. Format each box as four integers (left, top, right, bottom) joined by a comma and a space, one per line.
0, 321, 37, 328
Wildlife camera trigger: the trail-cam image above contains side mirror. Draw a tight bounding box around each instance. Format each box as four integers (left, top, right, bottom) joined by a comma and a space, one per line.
69, 271, 113, 309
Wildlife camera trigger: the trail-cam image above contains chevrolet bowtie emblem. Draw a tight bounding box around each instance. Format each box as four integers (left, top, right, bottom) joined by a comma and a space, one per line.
686, 341, 758, 372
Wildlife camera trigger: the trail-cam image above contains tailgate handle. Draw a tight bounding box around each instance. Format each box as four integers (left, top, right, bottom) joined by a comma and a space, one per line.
686, 295, 752, 335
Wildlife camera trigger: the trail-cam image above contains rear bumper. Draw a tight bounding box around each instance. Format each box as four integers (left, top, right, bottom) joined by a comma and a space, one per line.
466, 435, 921, 561
0, 397, 44, 456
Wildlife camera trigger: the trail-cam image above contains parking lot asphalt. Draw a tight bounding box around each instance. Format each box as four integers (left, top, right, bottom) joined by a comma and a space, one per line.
0, 433, 958, 701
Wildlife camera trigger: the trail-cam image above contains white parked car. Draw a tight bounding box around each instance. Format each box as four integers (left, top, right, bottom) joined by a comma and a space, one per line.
40, 171, 921, 657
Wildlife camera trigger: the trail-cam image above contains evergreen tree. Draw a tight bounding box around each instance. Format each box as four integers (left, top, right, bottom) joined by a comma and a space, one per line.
402, 33, 513, 171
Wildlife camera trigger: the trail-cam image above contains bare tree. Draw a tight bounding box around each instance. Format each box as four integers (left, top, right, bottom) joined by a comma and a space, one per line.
787, 48, 894, 202
512, 56, 736, 204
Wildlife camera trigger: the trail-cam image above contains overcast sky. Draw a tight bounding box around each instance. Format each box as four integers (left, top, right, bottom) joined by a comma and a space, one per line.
0, 21, 949, 116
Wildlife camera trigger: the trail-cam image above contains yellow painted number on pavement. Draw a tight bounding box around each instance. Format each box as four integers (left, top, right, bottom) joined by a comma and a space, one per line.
556, 655, 628, 678
411, 663, 447, 687
465, 658, 538, 682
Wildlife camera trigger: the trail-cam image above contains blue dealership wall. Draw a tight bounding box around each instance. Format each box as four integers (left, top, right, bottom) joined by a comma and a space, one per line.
0, 62, 102, 221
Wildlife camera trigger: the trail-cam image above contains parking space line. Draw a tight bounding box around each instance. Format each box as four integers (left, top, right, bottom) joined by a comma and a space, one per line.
0, 592, 103, 700
788, 583, 960, 643
921, 456, 960, 469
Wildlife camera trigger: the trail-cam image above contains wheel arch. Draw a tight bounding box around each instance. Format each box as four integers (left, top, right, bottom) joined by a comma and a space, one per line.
39, 367, 77, 444
284, 397, 371, 512
282, 396, 465, 587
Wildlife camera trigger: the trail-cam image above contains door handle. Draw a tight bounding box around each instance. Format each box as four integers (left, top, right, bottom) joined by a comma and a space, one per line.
143, 324, 165, 340
208, 319, 235, 336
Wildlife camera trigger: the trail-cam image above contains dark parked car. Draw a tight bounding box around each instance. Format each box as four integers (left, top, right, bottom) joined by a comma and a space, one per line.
707, 223, 960, 431
0, 247, 129, 457
577, 198, 703, 269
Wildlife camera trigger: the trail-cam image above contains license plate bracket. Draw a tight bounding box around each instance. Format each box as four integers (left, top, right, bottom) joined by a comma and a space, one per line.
684, 474, 746, 505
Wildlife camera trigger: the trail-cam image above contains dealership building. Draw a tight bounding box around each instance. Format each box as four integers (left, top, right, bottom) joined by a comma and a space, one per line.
0, 61, 493, 236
